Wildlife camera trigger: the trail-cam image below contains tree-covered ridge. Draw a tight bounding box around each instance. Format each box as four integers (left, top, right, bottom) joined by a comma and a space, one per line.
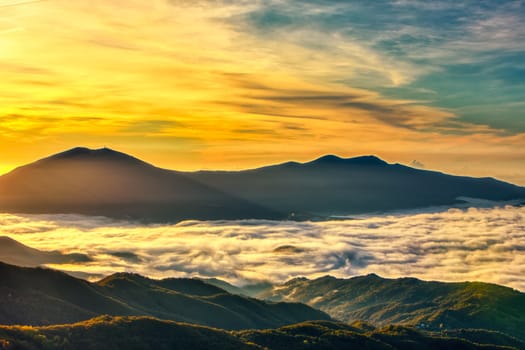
0, 316, 521, 350
2, 261, 525, 347
0, 316, 257, 350
0, 262, 328, 329
257, 274, 525, 341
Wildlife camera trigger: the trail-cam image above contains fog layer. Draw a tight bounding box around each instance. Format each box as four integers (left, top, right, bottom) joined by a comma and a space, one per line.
1, 206, 524, 290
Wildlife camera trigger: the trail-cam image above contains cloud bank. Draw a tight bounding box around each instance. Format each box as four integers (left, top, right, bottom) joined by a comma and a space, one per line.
0, 206, 524, 291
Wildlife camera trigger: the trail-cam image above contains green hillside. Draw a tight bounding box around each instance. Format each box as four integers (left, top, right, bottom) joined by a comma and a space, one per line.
0, 262, 328, 329
257, 274, 525, 340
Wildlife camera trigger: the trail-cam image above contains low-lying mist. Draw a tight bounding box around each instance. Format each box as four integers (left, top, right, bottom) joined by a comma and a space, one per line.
1, 205, 524, 291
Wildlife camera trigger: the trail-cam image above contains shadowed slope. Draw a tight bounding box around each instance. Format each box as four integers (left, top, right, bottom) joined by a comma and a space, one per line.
190, 154, 525, 216
0, 147, 282, 222
0, 262, 329, 329
0, 236, 91, 267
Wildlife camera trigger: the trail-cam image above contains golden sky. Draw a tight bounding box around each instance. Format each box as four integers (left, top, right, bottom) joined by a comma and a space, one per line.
1, 0, 524, 184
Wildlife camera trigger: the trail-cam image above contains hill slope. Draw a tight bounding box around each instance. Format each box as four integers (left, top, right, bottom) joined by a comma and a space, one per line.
257, 274, 525, 341
0, 262, 328, 329
0, 316, 520, 350
0, 147, 282, 222
0, 236, 91, 267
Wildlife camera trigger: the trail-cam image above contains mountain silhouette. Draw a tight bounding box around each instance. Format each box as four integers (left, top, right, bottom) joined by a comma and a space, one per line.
0, 147, 282, 222
0, 148, 524, 221
190, 154, 525, 216
0, 236, 91, 267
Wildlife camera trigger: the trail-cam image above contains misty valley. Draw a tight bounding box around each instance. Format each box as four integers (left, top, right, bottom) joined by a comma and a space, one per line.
4, 0, 525, 347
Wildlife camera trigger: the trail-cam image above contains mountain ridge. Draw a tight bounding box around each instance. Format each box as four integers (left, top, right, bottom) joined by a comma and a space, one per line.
254, 274, 525, 341
0, 147, 524, 222
1, 316, 520, 350
0, 147, 283, 222
1, 257, 525, 346
0, 261, 329, 329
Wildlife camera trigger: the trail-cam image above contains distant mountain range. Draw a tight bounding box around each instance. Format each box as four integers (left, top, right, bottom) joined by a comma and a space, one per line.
0, 315, 522, 350
0, 261, 328, 329
0, 147, 523, 222
190, 154, 525, 217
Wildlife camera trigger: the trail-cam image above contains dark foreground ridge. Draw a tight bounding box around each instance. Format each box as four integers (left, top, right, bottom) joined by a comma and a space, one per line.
0, 316, 521, 350
0, 147, 524, 222
1, 260, 525, 348
2, 259, 525, 343
0, 262, 329, 330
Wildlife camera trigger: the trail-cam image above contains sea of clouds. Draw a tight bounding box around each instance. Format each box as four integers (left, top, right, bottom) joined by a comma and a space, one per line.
1, 205, 524, 291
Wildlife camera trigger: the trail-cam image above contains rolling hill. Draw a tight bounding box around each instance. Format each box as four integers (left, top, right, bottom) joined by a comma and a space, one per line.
0, 262, 329, 329
0, 316, 520, 350
0, 147, 524, 222
256, 274, 525, 341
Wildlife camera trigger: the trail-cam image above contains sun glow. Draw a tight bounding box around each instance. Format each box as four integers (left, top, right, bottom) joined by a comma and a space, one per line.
0, 0, 524, 182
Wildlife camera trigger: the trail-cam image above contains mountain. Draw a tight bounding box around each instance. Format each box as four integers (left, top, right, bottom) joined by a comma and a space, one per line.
0, 316, 520, 350
0, 316, 258, 350
1, 148, 524, 221
238, 320, 524, 350
0, 236, 91, 267
189, 154, 525, 216
256, 274, 525, 341
0, 147, 282, 222
0, 262, 329, 329
1, 261, 524, 348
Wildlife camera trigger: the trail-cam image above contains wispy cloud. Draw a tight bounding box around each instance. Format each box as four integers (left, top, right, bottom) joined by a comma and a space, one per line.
1, 0, 524, 183
227, 0, 525, 132
0, 0, 46, 8
1, 205, 524, 291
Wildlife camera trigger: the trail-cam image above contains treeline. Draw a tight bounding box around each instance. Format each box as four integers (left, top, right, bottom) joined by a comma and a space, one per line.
0, 316, 522, 350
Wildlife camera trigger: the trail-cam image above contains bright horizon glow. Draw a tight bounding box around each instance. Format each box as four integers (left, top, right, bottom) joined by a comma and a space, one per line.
0, 0, 524, 184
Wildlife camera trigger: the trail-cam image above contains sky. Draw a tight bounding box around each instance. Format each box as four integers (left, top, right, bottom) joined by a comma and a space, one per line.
2, 205, 525, 290
0, 0, 524, 184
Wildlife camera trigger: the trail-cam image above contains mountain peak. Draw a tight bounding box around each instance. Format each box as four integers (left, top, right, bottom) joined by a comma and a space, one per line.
0, 236, 25, 248
39, 147, 151, 167
314, 155, 343, 163
309, 154, 388, 166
